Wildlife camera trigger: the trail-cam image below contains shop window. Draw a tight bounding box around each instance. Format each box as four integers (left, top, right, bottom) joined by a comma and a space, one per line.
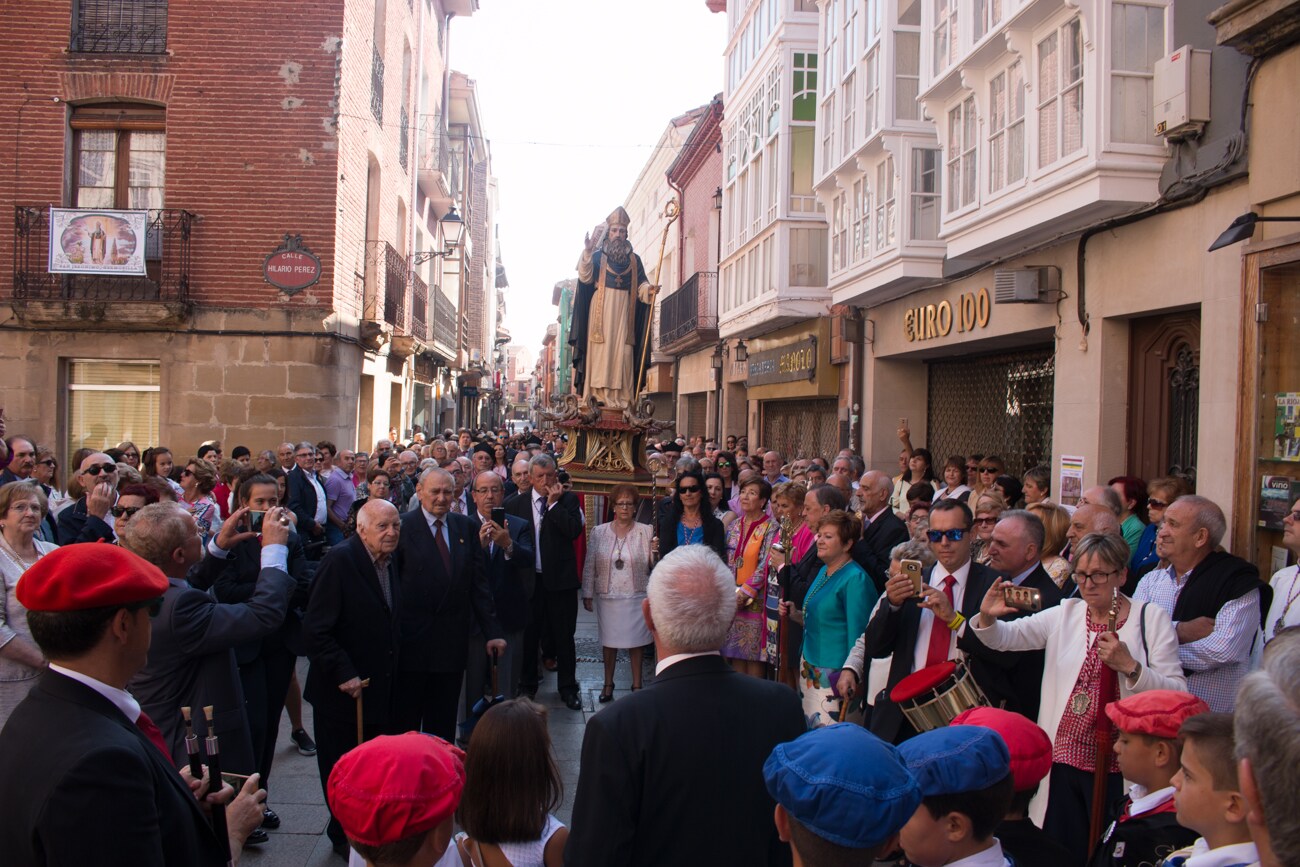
988, 60, 1026, 191
66, 359, 160, 466
946, 96, 978, 212
1111, 2, 1166, 145
1037, 19, 1084, 168
72, 0, 168, 54
911, 148, 941, 240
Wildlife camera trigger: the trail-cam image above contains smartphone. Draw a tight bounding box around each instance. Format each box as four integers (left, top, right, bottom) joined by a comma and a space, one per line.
491, 507, 506, 527
221, 772, 251, 788
901, 559, 924, 598
249, 510, 266, 533
899, 417, 908, 429
1003, 584, 1043, 613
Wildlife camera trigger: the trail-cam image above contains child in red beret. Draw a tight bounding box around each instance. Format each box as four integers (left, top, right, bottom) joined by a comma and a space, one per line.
1090, 690, 1207, 867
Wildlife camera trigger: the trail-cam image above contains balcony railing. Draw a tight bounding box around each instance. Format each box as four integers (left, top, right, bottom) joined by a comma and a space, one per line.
71, 0, 167, 54
370, 44, 385, 124
410, 271, 428, 341
13, 206, 195, 303
659, 271, 718, 350
432, 288, 457, 350
418, 114, 449, 192
399, 107, 410, 172
362, 241, 407, 330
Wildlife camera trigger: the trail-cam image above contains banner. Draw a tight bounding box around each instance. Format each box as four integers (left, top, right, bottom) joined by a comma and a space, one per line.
48, 208, 148, 276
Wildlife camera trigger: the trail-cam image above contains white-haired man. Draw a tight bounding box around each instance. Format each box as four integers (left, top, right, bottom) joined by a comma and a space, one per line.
566, 545, 805, 867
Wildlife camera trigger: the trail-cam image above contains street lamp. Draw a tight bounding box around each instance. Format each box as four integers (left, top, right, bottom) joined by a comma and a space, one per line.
410, 206, 466, 264
734, 339, 748, 363
712, 186, 723, 211
1208, 211, 1300, 251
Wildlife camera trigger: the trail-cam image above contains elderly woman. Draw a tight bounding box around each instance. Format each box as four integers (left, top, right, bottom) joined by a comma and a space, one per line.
583, 483, 655, 702
655, 470, 726, 561
724, 476, 778, 678
112, 482, 159, 540
0, 482, 56, 727
346, 466, 392, 538
115, 441, 141, 470
1022, 465, 1051, 506
931, 455, 972, 502
971, 532, 1185, 854
778, 510, 874, 727
970, 491, 1008, 565
178, 456, 222, 545
1027, 500, 1072, 588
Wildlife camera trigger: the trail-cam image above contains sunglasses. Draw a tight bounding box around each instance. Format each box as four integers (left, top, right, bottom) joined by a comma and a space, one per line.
979, 467, 998, 474
926, 528, 967, 543
82, 463, 117, 477
38, 459, 57, 467
677, 486, 701, 493
966, 465, 979, 472
1147, 499, 1169, 510
111, 505, 143, 518
972, 517, 998, 526
180, 468, 195, 478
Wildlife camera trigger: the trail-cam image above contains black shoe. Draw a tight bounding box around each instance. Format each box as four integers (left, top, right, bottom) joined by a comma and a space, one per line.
290, 727, 317, 756
245, 828, 269, 846
261, 807, 281, 830
563, 692, 583, 711
599, 683, 614, 703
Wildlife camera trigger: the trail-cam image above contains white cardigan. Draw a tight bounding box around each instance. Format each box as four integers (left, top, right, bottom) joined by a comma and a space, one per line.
970, 597, 1186, 824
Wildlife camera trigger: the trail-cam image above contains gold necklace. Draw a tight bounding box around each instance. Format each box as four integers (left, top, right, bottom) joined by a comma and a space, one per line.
0, 534, 37, 570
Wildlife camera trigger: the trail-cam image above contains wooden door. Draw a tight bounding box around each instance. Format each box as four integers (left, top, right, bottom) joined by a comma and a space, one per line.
1128, 312, 1201, 485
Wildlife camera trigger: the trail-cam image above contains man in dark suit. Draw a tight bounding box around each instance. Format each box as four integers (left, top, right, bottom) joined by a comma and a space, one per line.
56, 451, 119, 545
0, 434, 35, 485
854, 499, 1015, 744
565, 545, 805, 866
466, 469, 534, 711
979, 509, 1065, 721
285, 441, 327, 547
774, 484, 847, 660
395, 467, 504, 741
303, 498, 404, 855
504, 454, 584, 709
0, 543, 266, 865
852, 470, 910, 592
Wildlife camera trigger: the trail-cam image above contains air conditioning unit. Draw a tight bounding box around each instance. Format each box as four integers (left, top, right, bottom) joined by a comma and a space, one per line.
994, 267, 1061, 303
1154, 46, 1211, 141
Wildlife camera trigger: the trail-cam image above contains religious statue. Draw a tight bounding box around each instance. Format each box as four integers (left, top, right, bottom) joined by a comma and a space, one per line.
569, 206, 656, 409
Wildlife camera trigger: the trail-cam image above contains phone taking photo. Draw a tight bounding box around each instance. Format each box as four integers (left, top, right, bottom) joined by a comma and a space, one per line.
901, 559, 924, 598
249, 510, 266, 533
1002, 584, 1043, 612
491, 507, 506, 527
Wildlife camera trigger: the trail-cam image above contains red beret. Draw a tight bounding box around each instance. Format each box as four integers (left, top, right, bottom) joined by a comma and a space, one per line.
950, 707, 1052, 792
17, 543, 168, 612
1105, 690, 1209, 739
328, 734, 465, 847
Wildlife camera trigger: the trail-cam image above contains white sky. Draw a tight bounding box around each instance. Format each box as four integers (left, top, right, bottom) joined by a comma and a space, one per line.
454, 0, 727, 355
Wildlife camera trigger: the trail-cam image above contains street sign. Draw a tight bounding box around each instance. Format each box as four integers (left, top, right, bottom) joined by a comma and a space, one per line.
263, 234, 322, 294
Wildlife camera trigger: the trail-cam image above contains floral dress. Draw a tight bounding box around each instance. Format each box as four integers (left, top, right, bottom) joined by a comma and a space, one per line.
722, 514, 776, 662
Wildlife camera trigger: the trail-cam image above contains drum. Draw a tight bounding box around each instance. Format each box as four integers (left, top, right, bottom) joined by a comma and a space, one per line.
889, 660, 989, 733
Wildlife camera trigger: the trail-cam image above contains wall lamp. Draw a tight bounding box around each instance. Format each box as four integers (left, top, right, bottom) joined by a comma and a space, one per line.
411, 206, 466, 264
1208, 211, 1300, 252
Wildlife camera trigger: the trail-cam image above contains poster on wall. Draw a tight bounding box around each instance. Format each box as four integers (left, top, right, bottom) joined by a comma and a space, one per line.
1059, 455, 1085, 507
1275, 393, 1300, 461
1259, 475, 1298, 530
48, 207, 148, 276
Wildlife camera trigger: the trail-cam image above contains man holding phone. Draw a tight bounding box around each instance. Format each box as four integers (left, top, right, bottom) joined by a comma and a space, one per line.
467, 471, 534, 712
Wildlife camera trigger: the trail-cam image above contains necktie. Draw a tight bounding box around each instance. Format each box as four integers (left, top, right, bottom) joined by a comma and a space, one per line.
135, 709, 171, 760
534, 497, 546, 571
375, 558, 392, 608
923, 575, 958, 669
433, 519, 452, 576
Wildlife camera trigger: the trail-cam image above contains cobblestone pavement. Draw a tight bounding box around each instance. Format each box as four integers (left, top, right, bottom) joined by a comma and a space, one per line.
243, 605, 649, 865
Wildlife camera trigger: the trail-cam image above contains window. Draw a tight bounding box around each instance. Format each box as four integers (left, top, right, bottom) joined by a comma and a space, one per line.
841, 73, 856, 157
790, 127, 818, 213
66, 359, 160, 467
822, 93, 836, 170
71, 0, 168, 54
831, 193, 848, 272
71, 104, 165, 259
896, 32, 921, 121
973, 0, 1003, 42
1037, 19, 1084, 167
864, 48, 880, 137
843, 3, 859, 78
946, 96, 978, 211
824, 1, 839, 94
912, 148, 941, 240
988, 61, 1026, 191
792, 53, 819, 122
875, 156, 897, 249
933, 0, 958, 75
853, 178, 871, 261
1111, 3, 1166, 144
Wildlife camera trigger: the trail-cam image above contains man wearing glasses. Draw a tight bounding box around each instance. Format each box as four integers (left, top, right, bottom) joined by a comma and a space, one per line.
286, 442, 328, 551
857, 499, 1010, 744
56, 452, 119, 545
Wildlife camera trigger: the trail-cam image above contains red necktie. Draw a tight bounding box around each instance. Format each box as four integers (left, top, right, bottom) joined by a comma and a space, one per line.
433, 519, 452, 575
923, 575, 958, 668
135, 709, 171, 760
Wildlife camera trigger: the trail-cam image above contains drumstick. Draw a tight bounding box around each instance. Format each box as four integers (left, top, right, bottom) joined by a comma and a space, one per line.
202, 706, 234, 867
181, 706, 203, 780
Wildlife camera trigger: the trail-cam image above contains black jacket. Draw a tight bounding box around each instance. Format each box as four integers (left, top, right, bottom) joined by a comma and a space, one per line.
851, 509, 910, 593
303, 534, 401, 727
56, 496, 115, 545
503, 489, 584, 592
469, 511, 535, 633
205, 532, 313, 659
0, 670, 228, 866
285, 465, 323, 536
656, 501, 727, 561
565, 655, 804, 867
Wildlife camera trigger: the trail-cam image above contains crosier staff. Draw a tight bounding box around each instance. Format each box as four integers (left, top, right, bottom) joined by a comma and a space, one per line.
634, 198, 680, 400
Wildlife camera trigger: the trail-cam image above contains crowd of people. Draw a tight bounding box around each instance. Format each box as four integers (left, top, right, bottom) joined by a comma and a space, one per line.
0, 420, 1297, 867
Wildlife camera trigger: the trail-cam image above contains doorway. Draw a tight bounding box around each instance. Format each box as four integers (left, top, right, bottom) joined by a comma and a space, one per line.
1127, 311, 1201, 485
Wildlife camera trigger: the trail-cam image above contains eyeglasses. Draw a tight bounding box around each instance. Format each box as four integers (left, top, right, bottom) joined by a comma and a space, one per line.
966, 465, 979, 472
123, 452, 139, 459
111, 505, 143, 518
82, 463, 117, 477
927, 528, 967, 543
614, 501, 637, 508
1147, 499, 1169, 510
1073, 570, 1119, 586
296, 452, 313, 458
716, 460, 731, 468
979, 467, 998, 474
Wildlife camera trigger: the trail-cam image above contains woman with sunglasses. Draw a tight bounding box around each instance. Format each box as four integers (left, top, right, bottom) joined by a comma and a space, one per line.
0, 481, 56, 728
714, 450, 740, 504
971, 532, 1184, 846
972, 455, 1006, 498
1128, 476, 1190, 578
584, 484, 655, 702
970, 490, 1008, 566
723, 476, 778, 679
655, 470, 726, 561
111, 483, 159, 541
28, 447, 66, 540
178, 457, 223, 546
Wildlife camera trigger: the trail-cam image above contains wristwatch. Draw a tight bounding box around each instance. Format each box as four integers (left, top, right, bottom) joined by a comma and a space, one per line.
1125, 661, 1142, 680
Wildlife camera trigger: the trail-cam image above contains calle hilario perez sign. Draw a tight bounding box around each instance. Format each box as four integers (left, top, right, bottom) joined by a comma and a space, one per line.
263, 234, 322, 294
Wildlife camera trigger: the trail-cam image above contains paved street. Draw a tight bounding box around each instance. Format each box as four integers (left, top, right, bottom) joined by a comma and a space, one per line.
243, 605, 642, 865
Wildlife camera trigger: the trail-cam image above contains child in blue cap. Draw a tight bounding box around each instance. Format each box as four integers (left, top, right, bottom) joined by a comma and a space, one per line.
898, 725, 1015, 867
764, 722, 922, 866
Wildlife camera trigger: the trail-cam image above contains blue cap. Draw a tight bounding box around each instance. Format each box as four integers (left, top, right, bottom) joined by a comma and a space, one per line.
898, 725, 1011, 796
763, 723, 922, 849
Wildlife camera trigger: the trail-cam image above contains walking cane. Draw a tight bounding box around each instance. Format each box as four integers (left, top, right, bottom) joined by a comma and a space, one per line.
354, 678, 371, 746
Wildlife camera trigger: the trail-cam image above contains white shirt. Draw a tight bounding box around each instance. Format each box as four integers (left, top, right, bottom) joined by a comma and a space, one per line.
307, 472, 327, 525
530, 490, 550, 572
1182, 838, 1259, 867
1266, 564, 1300, 643
49, 664, 141, 723
945, 840, 1011, 867
207, 538, 289, 573
422, 507, 451, 550
1128, 784, 1176, 818
655, 651, 721, 676
911, 559, 972, 674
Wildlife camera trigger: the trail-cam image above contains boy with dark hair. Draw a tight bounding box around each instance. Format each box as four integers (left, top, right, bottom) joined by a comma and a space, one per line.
899, 725, 1015, 867
1091, 690, 1207, 867
1164, 713, 1257, 867
764, 723, 922, 866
